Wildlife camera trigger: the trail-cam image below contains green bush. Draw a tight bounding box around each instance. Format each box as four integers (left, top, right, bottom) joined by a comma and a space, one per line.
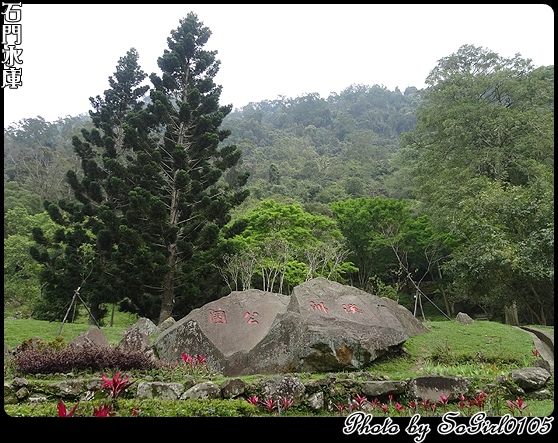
5, 398, 260, 418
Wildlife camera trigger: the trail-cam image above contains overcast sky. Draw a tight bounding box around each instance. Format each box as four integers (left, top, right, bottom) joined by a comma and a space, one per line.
3, 4, 554, 128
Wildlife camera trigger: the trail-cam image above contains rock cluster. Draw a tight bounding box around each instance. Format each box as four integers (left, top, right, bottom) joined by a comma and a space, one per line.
154, 278, 429, 376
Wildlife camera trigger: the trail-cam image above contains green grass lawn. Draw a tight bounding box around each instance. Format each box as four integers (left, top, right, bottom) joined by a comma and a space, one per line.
4, 314, 554, 417
3, 310, 138, 350
4, 314, 550, 383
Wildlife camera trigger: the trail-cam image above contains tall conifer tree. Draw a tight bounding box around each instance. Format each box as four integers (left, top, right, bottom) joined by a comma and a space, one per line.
32, 14, 248, 324
131, 12, 249, 323
31, 48, 149, 322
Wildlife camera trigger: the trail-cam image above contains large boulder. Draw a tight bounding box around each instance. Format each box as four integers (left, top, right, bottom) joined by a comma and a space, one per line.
240, 278, 429, 375
124, 317, 160, 337
154, 289, 290, 373
154, 278, 429, 376
69, 327, 110, 347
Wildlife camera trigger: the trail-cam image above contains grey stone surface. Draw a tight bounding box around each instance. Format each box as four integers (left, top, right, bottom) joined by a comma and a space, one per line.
220, 378, 247, 399
154, 278, 429, 376
407, 375, 472, 403
508, 366, 552, 390
117, 328, 153, 356
136, 381, 184, 400
69, 327, 109, 347
519, 326, 554, 374
6, 366, 552, 412
47, 379, 88, 399
154, 289, 290, 373
125, 317, 159, 337
456, 312, 474, 324
159, 316, 176, 332
180, 381, 221, 400
259, 376, 306, 404
360, 380, 408, 397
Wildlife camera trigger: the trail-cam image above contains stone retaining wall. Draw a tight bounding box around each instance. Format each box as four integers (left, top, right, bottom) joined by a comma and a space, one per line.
4, 366, 552, 413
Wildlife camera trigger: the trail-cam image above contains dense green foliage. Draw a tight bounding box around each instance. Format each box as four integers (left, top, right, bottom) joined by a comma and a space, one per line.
24, 14, 249, 324
219, 199, 356, 292
4, 208, 58, 315
3, 29, 553, 328
329, 197, 456, 302
4, 115, 90, 202
397, 44, 554, 324
222, 85, 421, 205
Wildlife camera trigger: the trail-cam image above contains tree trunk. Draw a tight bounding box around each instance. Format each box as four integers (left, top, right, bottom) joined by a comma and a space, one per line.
418, 291, 426, 322
159, 243, 178, 325
504, 301, 519, 326
436, 262, 452, 317
110, 303, 116, 327
159, 171, 181, 325
89, 301, 101, 325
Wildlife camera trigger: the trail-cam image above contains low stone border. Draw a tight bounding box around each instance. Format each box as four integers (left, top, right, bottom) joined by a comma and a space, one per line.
4, 366, 553, 413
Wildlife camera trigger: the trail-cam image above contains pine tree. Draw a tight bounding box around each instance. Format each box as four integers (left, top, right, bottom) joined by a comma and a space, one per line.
31, 48, 150, 322
32, 14, 249, 324
138, 12, 249, 322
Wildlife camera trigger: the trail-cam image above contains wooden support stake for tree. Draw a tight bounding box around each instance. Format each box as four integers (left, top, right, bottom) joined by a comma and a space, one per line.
58, 286, 101, 336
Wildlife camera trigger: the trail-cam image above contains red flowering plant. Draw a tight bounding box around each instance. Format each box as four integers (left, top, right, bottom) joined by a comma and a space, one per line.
336, 402, 346, 415
180, 352, 212, 377
327, 391, 534, 418
506, 397, 530, 416
473, 391, 487, 411
181, 353, 195, 367
394, 402, 405, 416
245, 396, 295, 416
92, 371, 138, 417
101, 371, 135, 399
352, 393, 369, 411
514, 397, 529, 415
420, 397, 431, 412
93, 404, 116, 417
381, 403, 391, 415
279, 396, 294, 414
261, 398, 277, 412
439, 393, 450, 413
57, 401, 79, 417
56, 372, 139, 417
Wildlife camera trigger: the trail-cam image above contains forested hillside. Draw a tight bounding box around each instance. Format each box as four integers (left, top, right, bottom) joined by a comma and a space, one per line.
4, 84, 420, 211
4, 17, 553, 330
221, 84, 421, 206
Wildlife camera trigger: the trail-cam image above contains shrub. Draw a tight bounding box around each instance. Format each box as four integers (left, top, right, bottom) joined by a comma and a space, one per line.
14, 343, 157, 374
5, 398, 260, 417
13, 336, 67, 353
